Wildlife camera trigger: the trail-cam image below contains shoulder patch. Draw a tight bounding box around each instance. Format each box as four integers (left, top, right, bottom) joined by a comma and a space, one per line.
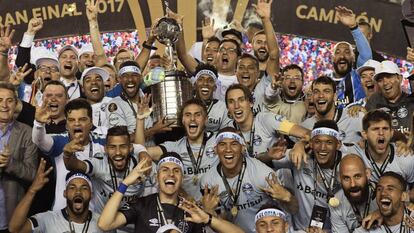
108, 103, 118, 112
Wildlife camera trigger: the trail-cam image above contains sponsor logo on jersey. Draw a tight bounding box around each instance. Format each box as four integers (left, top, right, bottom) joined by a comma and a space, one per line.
178, 220, 190, 233
108, 114, 120, 125
149, 218, 159, 227
184, 165, 211, 175
242, 183, 253, 194
209, 118, 221, 126
224, 195, 264, 212
296, 182, 327, 200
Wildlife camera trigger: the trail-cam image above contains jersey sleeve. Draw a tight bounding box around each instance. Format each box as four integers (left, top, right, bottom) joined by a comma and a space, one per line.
120, 201, 142, 225
45, 135, 68, 158
29, 212, 49, 233
159, 141, 178, 153
84, 157, 106, 179
330, 205, 351, 233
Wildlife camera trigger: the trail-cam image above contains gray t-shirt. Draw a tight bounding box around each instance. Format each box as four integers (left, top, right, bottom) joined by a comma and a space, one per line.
206, 99, 232, 132
29, 209, 104, 233
200, 156, 277, 233
330, 188, 378, 233
252, 73, 271, 116
301, 106, 363, 144
84, 155, 157, 213
160, 134, 218, 200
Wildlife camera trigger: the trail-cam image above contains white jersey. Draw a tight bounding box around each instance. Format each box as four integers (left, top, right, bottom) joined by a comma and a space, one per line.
105, 94, 153, 135
214, 73, 238, 101
84, 155, 157, 213
29, 209, 104, 233
200, 156, 278, 233
301, 106, 363, 144
205, 99, 232, 132
237, 112, 290, 157
278, 152, 344, 231
330, 188, 378, 233
91, 96, 112, 134
160, 134, 218, 200
342, 144, 414, 184
45, 132, 106, 211
60, 77, 81, 100
252, 73, 271, 116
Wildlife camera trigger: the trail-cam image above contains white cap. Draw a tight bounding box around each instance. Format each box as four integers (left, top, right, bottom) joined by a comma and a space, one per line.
80, 67, 109, 84
356, 59, 381, 76
78, 43, 94, 58
333, 41, 354, 54
31, 46, 59, 68
374, 60, 401, 80
59, 45, 78, 58
156, 224, 182, 233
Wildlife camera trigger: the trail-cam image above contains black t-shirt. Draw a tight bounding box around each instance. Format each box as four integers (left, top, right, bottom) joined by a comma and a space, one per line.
121, 194, 204, 233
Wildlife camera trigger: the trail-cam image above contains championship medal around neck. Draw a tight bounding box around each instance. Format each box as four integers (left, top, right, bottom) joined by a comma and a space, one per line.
231, 206, 238, 217
329, 197, 340, 207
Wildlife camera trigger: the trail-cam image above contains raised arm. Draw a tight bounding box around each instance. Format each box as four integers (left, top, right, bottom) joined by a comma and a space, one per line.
86, 0, 107, 67
8, 159, 53, 233
63, 135, 87, 173
32, 101, 54, 152
0, 26, 15, 81
254, 0, 279, 77
15, 18, 43, 68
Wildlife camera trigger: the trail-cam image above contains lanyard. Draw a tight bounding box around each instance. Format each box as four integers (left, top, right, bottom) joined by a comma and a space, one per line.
217, 159, 247, 213
67, 210, 91, 233
384, 208, 413, 233
235, 121, 255, 156
313, 152, 341, 201
185, 134, 209, 175
108, 156, 131, 193
365, 142, 394, 181
121, 92, 138, 118
156, 195, 180, 227
206, 99, 215, 115
350, 183, 375, 224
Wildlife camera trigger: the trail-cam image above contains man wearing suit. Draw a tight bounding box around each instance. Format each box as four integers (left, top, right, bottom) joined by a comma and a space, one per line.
0, 82, 38, 232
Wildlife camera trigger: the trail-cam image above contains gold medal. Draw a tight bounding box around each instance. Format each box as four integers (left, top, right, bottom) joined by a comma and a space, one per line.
192, 175, 199, 185
329, 197, 340, 207
231, 206, 238, 217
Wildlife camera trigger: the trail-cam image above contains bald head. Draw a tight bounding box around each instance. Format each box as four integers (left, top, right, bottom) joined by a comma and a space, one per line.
339, 154, 371, 204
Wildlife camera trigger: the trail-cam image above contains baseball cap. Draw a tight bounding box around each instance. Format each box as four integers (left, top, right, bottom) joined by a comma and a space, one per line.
221, 28, 243, 42
356, 59, 381, 76
80, 67, 110, 84
78, 43, 94, 58
59, 45, 78, 58
373, 60, 401, 81
31, 46, 59, 68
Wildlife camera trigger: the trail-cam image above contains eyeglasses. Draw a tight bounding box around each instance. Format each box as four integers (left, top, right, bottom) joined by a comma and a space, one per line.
38, 66, 59, 73
219, 47, 237, 54
283, 75, 302, 82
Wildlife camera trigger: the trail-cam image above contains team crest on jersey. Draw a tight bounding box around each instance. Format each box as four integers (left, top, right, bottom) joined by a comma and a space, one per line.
108, 103, 118, 112
206, 147, 215, 158
253, 135, 262, 146
242, 183, 253, 194
178, 220, 189, 232
149, 218, 160, 227
397, 106, 408, 118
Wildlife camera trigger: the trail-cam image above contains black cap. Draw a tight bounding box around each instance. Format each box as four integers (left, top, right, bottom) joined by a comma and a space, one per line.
221, 28, 243, 42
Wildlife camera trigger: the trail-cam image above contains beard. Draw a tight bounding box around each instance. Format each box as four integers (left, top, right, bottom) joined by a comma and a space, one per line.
254, 49, 269, 62
316, 99, 335, 116
333, 59, 353, 77
67, 196, 89, 215
344, 184, 369, 205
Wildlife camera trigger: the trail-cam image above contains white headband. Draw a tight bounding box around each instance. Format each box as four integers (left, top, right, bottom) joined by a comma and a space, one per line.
214, 132, 245, 147
66, 173, 93, 189
255, 208, 287, 223
157, 156, 184, 171
194, 69, 218, 82
118, 65, 141, 76
311, 127, 341, 141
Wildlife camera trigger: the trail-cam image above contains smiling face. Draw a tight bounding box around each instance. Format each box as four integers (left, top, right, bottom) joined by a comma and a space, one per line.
202, 41, 219, 65
333, 43, 354, 76
105, 135, 132, 172
310, 135, 341, 168
281, 68, 303, 100
66, 109, 93, 145
64, 178, 91, 216
376, 176, 406, 218
256, 216, 289, 233
0, 88, 17, 123
181, 104, 207, 141
194, 74, 216, 101
252, 33, 269, 62
83, 73, 105, 104
362, 120, 393, 158
157, 162, 183, 196
375, 74, 402, 103
59, 50, 78, 78
226, 88, 253, 125
42, 84, 68, 120
215, 137, 244, 172
312, 83, 336, 116
340, 158, 370, 205
36, 60, 60, 84
236, 57, 260, 91
119, 72, 142, 98
360, 69, 377, 98
79, 52, 95, 71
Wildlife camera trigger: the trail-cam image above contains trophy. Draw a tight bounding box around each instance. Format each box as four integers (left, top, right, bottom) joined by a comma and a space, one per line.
151, 1, 192, 127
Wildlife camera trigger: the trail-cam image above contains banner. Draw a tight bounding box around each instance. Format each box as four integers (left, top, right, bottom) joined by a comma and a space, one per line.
0, 0, 406, 57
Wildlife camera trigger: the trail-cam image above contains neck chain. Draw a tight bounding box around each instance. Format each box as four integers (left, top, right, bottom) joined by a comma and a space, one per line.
108, 155, 131, 193
156, 195, 180, 227
313, 151, 341, 202
365, 142, 394, 182
65, 209, 91, 233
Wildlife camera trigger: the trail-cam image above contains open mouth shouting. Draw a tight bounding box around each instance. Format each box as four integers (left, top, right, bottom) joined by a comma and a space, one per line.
316, 99, 327, 109
72, 196, 85, 211
112, 155, 126, 169
49, 102, 59, 113
188, 122, 199, 134
232, 110, 244, 120
337, 59, 349, 70
63, 63, 73, 72
379, 197, 392, 211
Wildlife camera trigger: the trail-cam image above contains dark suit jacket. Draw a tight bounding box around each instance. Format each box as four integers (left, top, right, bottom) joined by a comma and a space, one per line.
1, 121, 38, 221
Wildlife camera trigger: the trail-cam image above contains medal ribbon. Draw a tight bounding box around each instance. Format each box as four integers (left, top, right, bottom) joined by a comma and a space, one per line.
185, 133, 209, 175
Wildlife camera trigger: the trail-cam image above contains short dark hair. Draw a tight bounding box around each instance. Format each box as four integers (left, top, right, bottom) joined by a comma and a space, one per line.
159, 151, 183, 163
149, 54, 161, 60
313, 119, 339, 131
238, 53, 259, 69
0, 81, 17, 101
114, 48, 134, 65
225, 84, 253, 107
362, 109, 392, 131
178, 98, 208, 127
107, 126, 130, 141
312, 76, 336, 93
194, 63, 218, 78
219, 38, 242, 56
217, 126, 240, 135
282, 64, 304, 79
206, 36, 220, 45
43, 80, 69, 99
379, 171, 407, 191
119, 60, 140, 70
64, 98, 92, 119
252, 30, 265, 39
257, 202, 285, 214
